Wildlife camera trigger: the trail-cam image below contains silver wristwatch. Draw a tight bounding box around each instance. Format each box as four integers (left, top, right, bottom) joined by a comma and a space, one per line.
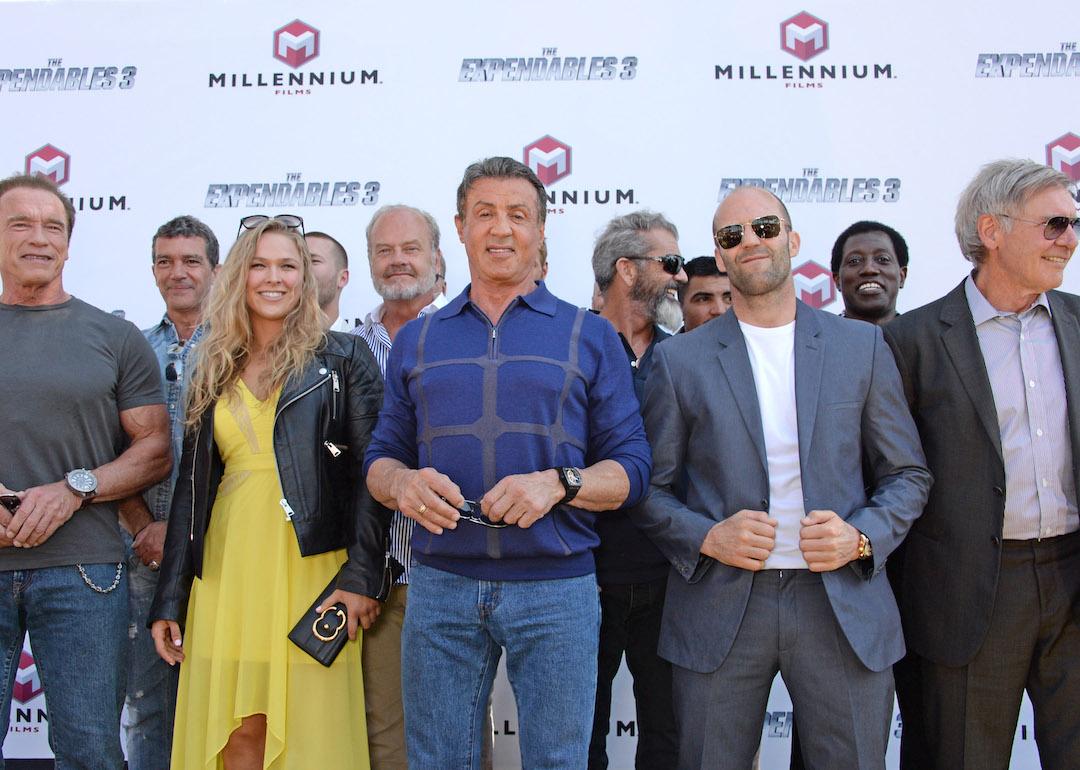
65, 468, 98, 501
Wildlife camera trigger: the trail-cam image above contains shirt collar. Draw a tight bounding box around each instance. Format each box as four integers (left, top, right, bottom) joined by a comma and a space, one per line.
363, 300, 438, 329
964, 273, 1051, 326
442, 280, 557, 319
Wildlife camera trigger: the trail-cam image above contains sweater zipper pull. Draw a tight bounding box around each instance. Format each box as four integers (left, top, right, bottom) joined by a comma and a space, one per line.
280, 498, 295, 521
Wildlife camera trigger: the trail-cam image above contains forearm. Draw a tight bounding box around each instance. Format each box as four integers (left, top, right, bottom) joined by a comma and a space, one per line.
568, 459, 630, 511
91, 434, 172, 503
118, 494, 154, 536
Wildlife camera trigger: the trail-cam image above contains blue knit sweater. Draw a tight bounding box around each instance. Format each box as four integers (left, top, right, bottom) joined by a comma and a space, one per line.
364, 282, 652, 581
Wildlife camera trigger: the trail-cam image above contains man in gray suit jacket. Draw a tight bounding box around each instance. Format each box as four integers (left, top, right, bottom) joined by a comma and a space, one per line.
883, 159, 1080, 769
636, 186, 931, 770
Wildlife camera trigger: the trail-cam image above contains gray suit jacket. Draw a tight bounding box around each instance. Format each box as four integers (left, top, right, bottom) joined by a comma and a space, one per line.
883, 280, 1080, 666
635, 301, 931, 674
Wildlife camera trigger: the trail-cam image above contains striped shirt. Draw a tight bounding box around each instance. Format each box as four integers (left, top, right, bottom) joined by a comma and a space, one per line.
965, 276, 1078, 540
351, 302, 437, 583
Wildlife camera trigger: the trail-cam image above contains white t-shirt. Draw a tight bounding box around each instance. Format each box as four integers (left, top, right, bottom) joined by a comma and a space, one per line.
738, 320, 809, 569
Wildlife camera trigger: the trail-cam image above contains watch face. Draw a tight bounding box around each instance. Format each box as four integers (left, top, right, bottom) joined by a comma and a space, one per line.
67, 469, 97, 495
565, 468, 583, 487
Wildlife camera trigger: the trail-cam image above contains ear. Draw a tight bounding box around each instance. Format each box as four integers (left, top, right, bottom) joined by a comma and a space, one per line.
898, 266, 908, 289
787, 230, 801, 259
454, 215, 465, 244
832, 273, 841, 290
614, 257, 637, 287
714, 245, 731, 272
976, 213, 1001, 253
337, 268, 349, 290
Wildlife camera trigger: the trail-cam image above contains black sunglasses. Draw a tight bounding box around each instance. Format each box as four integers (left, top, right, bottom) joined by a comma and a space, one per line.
714, 215, 787, 250
996, 214, 1079, 241
457, 499, 508, 529
237, 214, 305, 238
625, 254, 684, 276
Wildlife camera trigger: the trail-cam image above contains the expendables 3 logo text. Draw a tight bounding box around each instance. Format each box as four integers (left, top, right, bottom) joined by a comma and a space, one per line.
460, 47, 637, 82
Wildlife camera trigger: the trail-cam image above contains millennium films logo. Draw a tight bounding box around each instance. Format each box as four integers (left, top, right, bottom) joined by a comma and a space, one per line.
781, 12, 828, 62
1046, 133, 1080, 183
25, 144, 70, 186
975, 40, 1080, 77
205, 171, 380, 209
24, 145, 129, 213
792, 261, 836, 309
716, 10, 894, 88
0, 57, 136, 93
522, 135, 636, 216
210, 19, 377, 95
10, 650, 47, 735
460, 47, 637, 82
524, 136, 572, 186
718, 169, 901, 205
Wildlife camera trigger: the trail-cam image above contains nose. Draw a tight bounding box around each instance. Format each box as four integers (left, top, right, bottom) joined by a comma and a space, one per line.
674, 266, 688, 285
858, 259, 880, 275
491, 212, 513, 236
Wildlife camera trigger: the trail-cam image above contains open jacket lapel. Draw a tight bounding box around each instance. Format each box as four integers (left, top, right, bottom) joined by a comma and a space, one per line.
713, 311, 769, 479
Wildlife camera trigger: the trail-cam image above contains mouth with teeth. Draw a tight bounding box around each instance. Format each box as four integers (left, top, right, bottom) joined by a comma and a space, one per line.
856, 281, 885, 295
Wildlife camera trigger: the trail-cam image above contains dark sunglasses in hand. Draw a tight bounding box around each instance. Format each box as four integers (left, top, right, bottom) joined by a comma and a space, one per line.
457, 499, 508, 529
995, 213, 1080, 241
625, 254, 685, 276
237, 214, 305, 238
714, 215, 787, 250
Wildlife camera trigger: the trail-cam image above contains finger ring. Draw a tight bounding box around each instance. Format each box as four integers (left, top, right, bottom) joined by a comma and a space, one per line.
417, 503, 428, 515
149, 560, 160, 571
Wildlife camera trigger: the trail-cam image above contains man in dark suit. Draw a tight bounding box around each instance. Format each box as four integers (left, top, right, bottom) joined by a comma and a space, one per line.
636, 185, 931, 769
883, 158, 1080, 770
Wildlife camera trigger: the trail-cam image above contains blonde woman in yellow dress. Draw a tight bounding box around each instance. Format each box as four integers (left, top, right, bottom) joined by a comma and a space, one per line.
148, 216, 387, 769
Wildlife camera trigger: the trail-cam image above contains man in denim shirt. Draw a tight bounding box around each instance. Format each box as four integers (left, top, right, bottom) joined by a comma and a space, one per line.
119, 215, 219, 770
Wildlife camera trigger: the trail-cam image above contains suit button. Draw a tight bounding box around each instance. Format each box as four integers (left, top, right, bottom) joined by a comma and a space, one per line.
991, 535, 1001, 546
993, 486, 1004, 496
760, 499, 769, 509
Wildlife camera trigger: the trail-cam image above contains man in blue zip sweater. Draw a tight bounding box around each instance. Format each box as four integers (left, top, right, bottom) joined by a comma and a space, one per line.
365, 157, 652, 770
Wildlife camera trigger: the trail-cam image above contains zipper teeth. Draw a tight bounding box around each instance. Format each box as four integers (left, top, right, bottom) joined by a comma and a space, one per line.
272, 373, 331, 520
189, 423, 201, 541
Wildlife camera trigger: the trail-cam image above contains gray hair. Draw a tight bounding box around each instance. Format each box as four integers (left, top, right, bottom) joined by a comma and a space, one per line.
592, 210, 679, 293
365, 204, 441, 260
456, 156, 548, 226
152, 215, 220, 267
955, 159, 1072, 264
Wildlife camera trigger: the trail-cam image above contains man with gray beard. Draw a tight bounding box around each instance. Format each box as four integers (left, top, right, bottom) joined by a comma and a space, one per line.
351, 204, 442, 770
590, 210, 685, 769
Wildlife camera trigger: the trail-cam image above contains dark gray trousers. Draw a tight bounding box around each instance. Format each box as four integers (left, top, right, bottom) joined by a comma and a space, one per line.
673, 569, 893, 770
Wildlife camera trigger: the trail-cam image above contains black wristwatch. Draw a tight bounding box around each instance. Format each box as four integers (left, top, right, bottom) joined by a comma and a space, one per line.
556, 467, 583, 505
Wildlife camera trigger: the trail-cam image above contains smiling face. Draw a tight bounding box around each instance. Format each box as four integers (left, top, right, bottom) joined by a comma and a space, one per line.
980, 185, 1078, 305
834, 230, 906, 323
245, 231, 303, 327
152, 235, 217, 317
627, 228, 686, 326
0, 186, 70, 303
713, 187, 799, 300
368, 208, 438, 302
455, 176, 545, 294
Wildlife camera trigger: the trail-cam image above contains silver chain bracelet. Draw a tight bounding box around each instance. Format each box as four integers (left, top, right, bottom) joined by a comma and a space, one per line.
77, 562, 124, 594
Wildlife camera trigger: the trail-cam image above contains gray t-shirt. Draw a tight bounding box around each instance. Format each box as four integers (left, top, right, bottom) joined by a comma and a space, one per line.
0, 297, 163, 569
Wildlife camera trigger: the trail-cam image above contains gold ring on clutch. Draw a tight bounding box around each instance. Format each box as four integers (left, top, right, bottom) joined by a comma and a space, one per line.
417, 503, 428, 515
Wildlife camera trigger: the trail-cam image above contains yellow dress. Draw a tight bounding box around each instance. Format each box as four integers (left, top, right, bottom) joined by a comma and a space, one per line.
172, 382, 369, 769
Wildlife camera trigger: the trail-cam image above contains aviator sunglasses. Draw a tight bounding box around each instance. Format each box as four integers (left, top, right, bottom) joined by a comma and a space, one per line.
714, 215, 787, 250
237, 213, 306, 238
994, 214, 1080, 241
624, 254, 685, 275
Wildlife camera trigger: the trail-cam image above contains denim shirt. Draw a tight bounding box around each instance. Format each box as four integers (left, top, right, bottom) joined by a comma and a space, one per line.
142, 315, 206, 521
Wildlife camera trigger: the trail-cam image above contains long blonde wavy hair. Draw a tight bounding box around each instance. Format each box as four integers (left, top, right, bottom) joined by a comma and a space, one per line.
185, 218, 326, 429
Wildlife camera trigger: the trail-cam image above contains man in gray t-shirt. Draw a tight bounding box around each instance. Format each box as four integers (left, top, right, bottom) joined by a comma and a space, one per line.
0, 173, 170, 767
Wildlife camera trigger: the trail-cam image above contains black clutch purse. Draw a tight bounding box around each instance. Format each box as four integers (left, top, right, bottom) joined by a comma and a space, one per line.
289, 578, 350, 667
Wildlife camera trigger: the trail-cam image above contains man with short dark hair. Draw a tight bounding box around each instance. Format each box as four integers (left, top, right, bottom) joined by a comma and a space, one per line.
678, 255, 732, 331
0, 173, 171, 767
306, 230, 351, 330
831, 221, 909, 325
119, 214, 219, 770
635, 185, 930, 769
365, 157, 652, 769
884, 159, 1080, 769
589, 210, 685, 769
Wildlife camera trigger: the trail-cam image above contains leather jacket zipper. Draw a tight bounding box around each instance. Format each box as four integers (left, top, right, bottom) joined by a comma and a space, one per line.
330, 370, 340, 421
274, 373, 331, 520
189, 423, 201, 541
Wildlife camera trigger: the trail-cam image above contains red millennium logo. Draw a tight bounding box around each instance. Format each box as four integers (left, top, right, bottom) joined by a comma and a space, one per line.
792, 260, 836, 309
14, 650, 42, 704
781, 12, 829, 62
274, 20, 320, 69
25, 144, 70, 186
523, 136, 572, 186
1046, 133, 1080, 182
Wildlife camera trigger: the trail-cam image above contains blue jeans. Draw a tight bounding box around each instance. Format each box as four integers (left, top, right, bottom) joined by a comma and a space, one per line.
0, 563, 128, 769
122, 556, 178, 770
403, 562, 600, 770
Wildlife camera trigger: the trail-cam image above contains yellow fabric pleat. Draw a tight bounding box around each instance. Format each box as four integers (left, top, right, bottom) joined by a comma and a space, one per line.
171, 382, 369, 769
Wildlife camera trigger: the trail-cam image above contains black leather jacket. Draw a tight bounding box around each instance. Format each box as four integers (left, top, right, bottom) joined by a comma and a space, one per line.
149, 332, 390, 626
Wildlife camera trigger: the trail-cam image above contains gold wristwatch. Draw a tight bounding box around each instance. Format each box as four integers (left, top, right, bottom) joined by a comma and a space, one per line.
856, 532, 873, 560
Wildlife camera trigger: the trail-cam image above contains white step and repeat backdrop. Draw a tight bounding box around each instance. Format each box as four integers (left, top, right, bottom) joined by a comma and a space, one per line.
3, 0, 1078, 766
